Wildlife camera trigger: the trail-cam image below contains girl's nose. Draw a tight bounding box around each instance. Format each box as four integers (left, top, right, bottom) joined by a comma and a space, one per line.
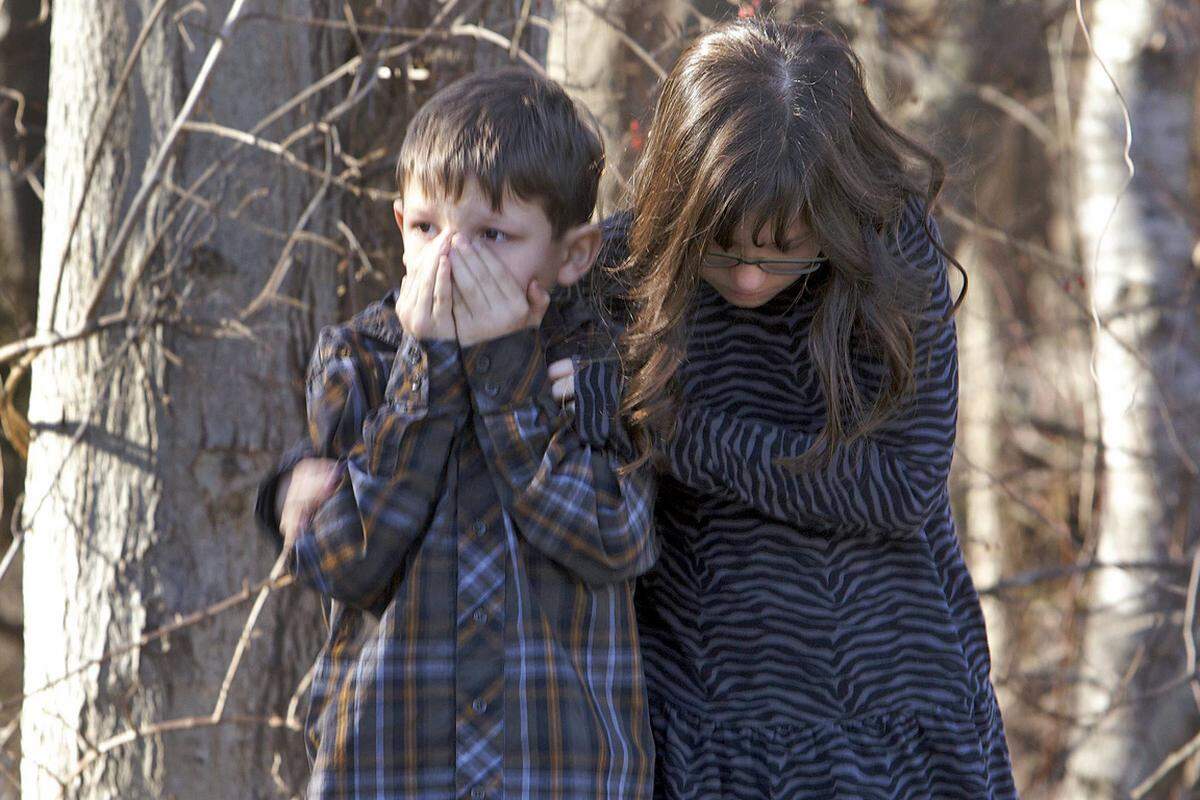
731, 262, 766, 292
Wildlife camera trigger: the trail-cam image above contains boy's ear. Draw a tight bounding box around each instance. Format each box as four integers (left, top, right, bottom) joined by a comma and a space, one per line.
555, 222, 602, 287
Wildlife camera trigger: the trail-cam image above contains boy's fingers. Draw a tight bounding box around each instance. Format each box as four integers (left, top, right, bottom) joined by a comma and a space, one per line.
417, 246, 440, 319
432, 255, 453, 328
471, 240, 521, 302
547, 357, 574, 380
449, 246, 483, 314
396, 274, 410, 311
455, 240, 501, 300
452, 284, 472, 318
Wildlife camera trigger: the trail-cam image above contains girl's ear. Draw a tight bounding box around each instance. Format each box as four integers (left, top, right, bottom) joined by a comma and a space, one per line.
555, 223, 602, 287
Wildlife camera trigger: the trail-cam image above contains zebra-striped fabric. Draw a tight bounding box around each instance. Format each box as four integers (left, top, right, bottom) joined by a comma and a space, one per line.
598, 198, 1018, 799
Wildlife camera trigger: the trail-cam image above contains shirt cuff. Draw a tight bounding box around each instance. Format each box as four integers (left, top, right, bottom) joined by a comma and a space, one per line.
461, 329, 550, 414
385, 332, 469, 412
289, 527, 332, 596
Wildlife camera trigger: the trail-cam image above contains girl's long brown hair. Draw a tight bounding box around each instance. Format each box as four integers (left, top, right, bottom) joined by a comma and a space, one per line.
613, 18, 966, 472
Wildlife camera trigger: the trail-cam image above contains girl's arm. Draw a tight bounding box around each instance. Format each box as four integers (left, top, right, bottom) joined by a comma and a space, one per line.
668, 217, 957, 538
462, 329, 658, 585
288, 325, 469, 615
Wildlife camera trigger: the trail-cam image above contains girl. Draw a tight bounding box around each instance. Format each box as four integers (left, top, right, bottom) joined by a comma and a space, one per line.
553, 17, 1019, 800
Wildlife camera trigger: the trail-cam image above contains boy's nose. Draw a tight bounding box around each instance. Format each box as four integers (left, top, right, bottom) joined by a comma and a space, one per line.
731, 262, 766, 292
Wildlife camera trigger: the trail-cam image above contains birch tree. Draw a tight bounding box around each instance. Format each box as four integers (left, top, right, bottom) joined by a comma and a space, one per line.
1064, 1, 1200, 795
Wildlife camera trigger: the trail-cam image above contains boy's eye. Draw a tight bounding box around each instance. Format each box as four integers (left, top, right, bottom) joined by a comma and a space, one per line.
481, 228, 509, 243
411, 221, 434, 235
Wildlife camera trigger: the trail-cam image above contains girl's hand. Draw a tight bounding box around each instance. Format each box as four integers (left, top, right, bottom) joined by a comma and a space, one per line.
396, 235, 455, 341
276, 458, 343, 551
450, 236, 551, 347
548, 357, 576, 402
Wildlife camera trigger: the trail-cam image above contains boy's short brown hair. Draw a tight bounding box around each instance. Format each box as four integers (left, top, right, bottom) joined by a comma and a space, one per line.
396, 67, 604, 238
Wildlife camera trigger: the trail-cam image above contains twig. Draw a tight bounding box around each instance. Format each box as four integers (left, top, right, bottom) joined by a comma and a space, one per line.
0, 87, 28, 136
528, 14, 666, 81
1185, 546, 1200, 710
161, 177, 346, 254
510, 0, 535, 59
977, 559, 1189, 597
940, 204, 1078, 273
888, 37, 1057, 151
240, 137, 335, 319
178, 121, 392, 201
286, 659, 320, 731
449, 23, 546, 74
211, 551, 291, 721
1132, 727, 1200, 798
62, 713, 301, 792
337, 220, 383, 283
0, 312, 135, 367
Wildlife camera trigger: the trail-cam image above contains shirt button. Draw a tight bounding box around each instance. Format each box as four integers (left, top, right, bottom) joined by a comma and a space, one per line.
473, 520, 486, 537
477, 354, 491, 372
471, 787, 485, 800
473, 608, 487, 625
472, 698, 487, 714
484, 381, 499, 397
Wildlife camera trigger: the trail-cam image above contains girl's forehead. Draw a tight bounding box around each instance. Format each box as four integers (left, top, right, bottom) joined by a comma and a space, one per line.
727, 214, 812, 248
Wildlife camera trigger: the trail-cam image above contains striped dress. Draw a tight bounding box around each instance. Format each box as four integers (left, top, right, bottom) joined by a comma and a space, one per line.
596, 198, 1019, 799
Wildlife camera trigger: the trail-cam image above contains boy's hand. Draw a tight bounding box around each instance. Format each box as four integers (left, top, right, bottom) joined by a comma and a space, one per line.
276, 458, 343, 551
397, 235, 455, 341
449, 235, 551, 347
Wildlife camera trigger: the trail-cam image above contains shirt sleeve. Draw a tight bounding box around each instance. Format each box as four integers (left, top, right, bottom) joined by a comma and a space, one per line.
665, 211, 958, 539
458, 329, 657, 585
289, 326, 469, 614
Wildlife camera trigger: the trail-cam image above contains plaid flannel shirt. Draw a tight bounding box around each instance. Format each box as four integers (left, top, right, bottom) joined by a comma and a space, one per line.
258, 286, 657, 800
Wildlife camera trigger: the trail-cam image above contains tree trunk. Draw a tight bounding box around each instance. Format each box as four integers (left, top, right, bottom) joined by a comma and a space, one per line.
21, 2, 352, 795
1064, 1, 1200, 795
545, 0, 686, 214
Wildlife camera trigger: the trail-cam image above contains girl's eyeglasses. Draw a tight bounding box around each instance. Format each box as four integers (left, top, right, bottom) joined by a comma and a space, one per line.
701, 251, 829, 276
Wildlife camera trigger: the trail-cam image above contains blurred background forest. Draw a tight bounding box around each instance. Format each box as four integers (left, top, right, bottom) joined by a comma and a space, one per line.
0, 0, 1198, 797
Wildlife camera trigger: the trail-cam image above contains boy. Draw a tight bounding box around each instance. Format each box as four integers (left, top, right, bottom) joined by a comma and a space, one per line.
255, 68, 657, 799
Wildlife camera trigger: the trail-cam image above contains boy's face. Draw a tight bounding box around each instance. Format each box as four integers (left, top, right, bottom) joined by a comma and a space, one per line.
394, 177, 597, 295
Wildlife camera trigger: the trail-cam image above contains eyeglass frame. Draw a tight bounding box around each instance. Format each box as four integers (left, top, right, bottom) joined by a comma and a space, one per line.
700, 251, 829, 276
